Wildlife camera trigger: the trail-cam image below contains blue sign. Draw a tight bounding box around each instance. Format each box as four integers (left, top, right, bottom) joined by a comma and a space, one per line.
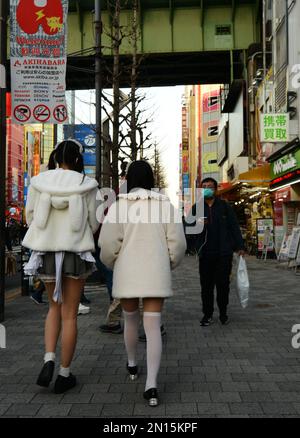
63, 124, 96, 171
182, 174, 189, 189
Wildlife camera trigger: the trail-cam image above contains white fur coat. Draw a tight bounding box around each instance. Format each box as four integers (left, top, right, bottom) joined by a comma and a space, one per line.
23, 169, 99, 252
99, 189, 187, 299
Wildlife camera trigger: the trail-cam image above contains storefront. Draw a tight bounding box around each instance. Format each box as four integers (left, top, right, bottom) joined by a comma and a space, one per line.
218, 164, 273, 256
268, 139, 300, 255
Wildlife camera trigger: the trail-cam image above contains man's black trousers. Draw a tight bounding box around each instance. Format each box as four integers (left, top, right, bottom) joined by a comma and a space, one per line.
199, 255, 233, 318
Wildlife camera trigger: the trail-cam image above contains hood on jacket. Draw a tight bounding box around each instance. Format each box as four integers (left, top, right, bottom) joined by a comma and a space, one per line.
30, 169, 98, 232
30, 168, 98, 196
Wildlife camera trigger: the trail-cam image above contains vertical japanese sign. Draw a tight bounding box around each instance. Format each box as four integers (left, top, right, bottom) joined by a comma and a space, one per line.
10, 0, 69, 125
260, 113, 289, 143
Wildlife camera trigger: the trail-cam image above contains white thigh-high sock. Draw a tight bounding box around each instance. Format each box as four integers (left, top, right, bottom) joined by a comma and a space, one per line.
123, 310, 140, 367
143, 312, 162, 391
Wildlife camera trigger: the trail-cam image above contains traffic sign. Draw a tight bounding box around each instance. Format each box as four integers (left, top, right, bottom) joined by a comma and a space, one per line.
14, 105, 31, 123
33, 104, 51, 122
53, 105, 68, 122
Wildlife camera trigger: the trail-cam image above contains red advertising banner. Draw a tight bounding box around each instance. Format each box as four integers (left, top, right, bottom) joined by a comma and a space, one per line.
203, 90, 220, 113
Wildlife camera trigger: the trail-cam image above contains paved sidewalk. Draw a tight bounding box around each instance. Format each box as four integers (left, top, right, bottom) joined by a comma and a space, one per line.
1, 256, 300, 418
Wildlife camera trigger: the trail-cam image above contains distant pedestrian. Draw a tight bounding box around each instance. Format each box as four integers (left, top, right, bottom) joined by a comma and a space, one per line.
99, 160, 186, 406
23, 139, 99, 394
187, 178, 245, 327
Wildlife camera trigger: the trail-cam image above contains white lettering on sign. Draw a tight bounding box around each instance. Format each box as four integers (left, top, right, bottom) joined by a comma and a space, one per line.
273, 154, 297, 176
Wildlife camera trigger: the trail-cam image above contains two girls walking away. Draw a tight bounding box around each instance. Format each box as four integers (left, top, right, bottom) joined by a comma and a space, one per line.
99, 161, 186, 406
23, 140, 99, 394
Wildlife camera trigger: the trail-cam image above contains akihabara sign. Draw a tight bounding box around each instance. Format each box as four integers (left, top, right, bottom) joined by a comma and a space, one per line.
10, 0, 69, 125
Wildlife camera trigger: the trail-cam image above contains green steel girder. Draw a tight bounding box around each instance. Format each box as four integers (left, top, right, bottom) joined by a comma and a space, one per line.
76, 1, 84, 50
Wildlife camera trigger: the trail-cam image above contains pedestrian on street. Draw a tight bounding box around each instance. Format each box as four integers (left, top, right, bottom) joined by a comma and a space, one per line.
22, 139, 99, 394
187, 178, 245, 327
99, 160, 186, 406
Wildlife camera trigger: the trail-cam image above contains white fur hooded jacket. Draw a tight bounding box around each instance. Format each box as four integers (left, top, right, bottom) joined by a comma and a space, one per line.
23, 168, 99, 253
99, 189, 187, 299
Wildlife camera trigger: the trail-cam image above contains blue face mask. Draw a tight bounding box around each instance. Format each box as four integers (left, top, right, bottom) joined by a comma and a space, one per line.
203, 188, 215, 199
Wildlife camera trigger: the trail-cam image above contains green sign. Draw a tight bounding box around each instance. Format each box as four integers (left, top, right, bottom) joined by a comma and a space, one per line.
261, 113, 289, 143
271, 148, 300, 179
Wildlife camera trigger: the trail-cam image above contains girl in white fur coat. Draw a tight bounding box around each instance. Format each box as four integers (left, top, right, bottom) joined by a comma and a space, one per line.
99, 161, 186, 406
23, 140, 99, 394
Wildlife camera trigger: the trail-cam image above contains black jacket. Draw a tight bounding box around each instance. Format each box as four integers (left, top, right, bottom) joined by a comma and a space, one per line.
185, 198, 244, 257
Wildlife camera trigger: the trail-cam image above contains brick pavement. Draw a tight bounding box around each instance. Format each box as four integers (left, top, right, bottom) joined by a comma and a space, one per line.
0, 256, 300, 418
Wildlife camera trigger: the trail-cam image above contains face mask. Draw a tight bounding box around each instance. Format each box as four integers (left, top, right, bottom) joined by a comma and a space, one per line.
203, 188, 215, 199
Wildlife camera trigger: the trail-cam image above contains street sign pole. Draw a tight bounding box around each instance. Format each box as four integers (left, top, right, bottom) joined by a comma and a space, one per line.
0, 0, 8, 322
95, 0, 102, 185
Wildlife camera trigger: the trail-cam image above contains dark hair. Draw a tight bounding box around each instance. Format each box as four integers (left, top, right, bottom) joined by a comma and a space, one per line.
48, 140, 84, 174
126, 160, 155, 193
201, 177, 218, 190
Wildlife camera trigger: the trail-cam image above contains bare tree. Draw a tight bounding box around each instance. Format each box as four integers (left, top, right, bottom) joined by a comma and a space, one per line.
152, 143, 167, 190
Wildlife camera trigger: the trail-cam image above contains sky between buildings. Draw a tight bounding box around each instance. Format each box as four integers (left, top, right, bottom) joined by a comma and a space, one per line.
74, 86, 185, 207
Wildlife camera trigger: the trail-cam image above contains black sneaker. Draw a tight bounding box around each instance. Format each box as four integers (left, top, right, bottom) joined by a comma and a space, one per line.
99, 323, 123, 334
200, 316, 213, 327
36, 361, 55, 387
54, 373, 77, 394
143, 388, 159, 407
139, 325, 166, 342
127, 363, 138, 381
220, 315, 230, 325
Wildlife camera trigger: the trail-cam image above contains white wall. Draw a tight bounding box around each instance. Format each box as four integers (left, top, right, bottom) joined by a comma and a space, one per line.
228, 91, 244, 165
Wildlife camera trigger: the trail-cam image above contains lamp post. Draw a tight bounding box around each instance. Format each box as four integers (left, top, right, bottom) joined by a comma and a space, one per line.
0, 0, 7, 322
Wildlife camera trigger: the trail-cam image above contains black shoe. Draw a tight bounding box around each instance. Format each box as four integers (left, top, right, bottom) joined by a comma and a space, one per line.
31, 293, 46, 305
36, 361, 55, 387
220, 315, 230, 325
80, 293, 91, 305
127, 363, 138, 381
99, 323, 123, 334
139, 325, 166, 342
143, 388, 159, 407
54, 373, 77, 394
200, 316, 213, 327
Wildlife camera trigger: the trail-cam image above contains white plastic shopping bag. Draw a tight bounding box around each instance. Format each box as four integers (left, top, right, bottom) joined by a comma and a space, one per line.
236, 255, 249, 309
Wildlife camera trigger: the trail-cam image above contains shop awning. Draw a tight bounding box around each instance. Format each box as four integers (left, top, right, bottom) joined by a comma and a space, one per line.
237, 164, 271, 186
217, 164, 271, 197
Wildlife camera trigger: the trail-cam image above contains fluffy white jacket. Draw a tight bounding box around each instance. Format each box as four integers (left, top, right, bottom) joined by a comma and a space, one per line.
23, 169, 99, 252
99, 189, 187, 299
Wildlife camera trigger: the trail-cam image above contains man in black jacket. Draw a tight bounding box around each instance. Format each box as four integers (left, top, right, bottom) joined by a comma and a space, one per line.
187, 178, 245, 326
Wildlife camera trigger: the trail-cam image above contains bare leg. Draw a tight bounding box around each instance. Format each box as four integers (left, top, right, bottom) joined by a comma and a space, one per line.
60, 277, 85, 368
45, 282, 61, 354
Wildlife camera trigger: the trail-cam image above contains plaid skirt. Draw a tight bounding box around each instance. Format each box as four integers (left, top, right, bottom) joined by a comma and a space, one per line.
37, 251, 95, 282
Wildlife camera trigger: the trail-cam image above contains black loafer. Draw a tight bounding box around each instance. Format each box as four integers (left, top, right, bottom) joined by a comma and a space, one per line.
143, 388, 159, 407
127, 363, 138, 381
54, 373, 77, 394
36, 361, 55, 387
